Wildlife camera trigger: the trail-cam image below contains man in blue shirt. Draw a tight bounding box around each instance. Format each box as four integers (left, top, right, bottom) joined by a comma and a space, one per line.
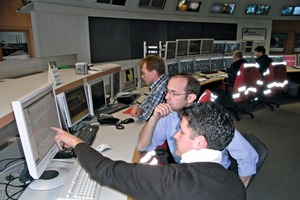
137, 74, 258, 187
130, 55, 168, 121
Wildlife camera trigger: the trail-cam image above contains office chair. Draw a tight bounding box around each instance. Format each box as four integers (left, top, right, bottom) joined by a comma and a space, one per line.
243, 134, 268, 188
215, 63, 254, 121
229, 134, 268, 189
252, 63, 280, 111
272, 62, 288, 94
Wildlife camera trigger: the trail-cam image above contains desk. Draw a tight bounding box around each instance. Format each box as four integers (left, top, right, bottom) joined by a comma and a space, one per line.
0, 65, 120, 129
19, 110, 145, 200
287, 66, 300, 73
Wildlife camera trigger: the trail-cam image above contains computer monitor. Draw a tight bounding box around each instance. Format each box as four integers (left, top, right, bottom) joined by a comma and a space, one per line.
269, 55, 284, 62
85, 78, 107, 117
188, 39, 202, 56
164, 41, 177, 60
210, 57, 224, 71
179, 58, 194, 74
225, 41, 240, 55
110, 71, 121, 98
200, 39, 214, 55
223, 56, 233, 69
176, 39, 189, 57
195, 58, 210, 72
56, 84, 90, 128
244, 55, 256, 63
165, 59, 179, 77
121, 66, 137, 92
293, 6, 300, 15
210, 3, 235, 14
12, 84, 68, 190
281, 6, 294, 16
213, 41, 226, 55
245, 4, 271, 15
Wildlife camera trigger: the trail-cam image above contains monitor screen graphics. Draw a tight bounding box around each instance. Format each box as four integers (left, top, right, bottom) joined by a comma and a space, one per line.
179, 59, 194, 74
200, 39, 214, 55
210, 3, 235, 14
85, 78, 107, 117
176, 39, 189, 57
165, 41, 177, 60
56, 84, 90, 128
195, 58, 210, 72
121, 66, 137, 92
281, 6, 294, 16
12, 84, 69, 190
225, 42, 240, 55
166, 60, 179, 77
223, 56, 233, 69
188, 39, 202, 56
210, 57, 224, 71
213, 41, 226, 55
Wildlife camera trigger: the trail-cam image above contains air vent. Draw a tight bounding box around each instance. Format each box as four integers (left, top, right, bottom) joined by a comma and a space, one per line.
139, 0, 166, 9
96, 0, 126, 6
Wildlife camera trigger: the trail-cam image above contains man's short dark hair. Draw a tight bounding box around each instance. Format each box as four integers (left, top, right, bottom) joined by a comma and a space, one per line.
172, 74, 201, 96
180, 102, 235, 151
254, 46, 266, 55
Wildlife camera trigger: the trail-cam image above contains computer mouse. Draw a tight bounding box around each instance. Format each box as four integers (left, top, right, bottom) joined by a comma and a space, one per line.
96, 144, 112, 153
122, 118, 134, 124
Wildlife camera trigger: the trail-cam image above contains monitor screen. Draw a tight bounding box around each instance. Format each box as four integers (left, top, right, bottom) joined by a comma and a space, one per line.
188, 39, 201, 56
85, 78, 107, 117
223, 56, 233, 68
195, 58, 210, 72
201, 39, 214, 55
269, 55, 283, 62
225, 42, 240, 55
176, 39, 189, 57
246, 4, 271, 15
293, 6, 300, 15
176, 1, 201, 12
213, 41, 226, 54
281, 6, 293, 16
165, 41, 177, 60
179, 59, 194, 74
166, 60, 179, 77
121, 66, 136, 92
12, 84, 68, 190
57, 84, 90, 128
244, 56, 256, 63
110, 71, 121, 97
210, 58, 224, 71
211, 3, 235, 14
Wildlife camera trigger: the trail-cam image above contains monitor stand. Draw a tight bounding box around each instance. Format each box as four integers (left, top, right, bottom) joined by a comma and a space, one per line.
28, 167, 69, 191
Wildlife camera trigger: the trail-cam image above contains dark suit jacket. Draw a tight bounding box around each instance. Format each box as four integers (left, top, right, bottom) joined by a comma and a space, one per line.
256, 54, 273, 76
75, 143, 246, 200
226, 58, 247, 86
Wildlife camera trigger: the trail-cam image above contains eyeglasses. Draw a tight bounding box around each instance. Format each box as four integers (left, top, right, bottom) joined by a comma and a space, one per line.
165, 89, 188, 97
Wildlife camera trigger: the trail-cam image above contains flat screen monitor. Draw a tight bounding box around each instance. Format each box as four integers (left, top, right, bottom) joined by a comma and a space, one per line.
246, 4, 271, 15
210, 3, 235, 14
166, 60, 179, 77
188, 39, 201, 56
121, 66, 137, 92
85, 78, 107, 117
281, 6, 294, 16
165, 41, 177, 60
213, 41, 226, 55
293, 6, 300, 15
176, 39, 189, 57
269, 55, 283, 62
225, 42, 240, 55
56, 84, 90, 128
12, 84, 68, 190
200, 39, 214, 55
176, 1, 201, 12
110, 71, 121, 98
179, 59, 194, 74
195, 58, 210, 72
210, 57, 224, 71
244, 56, 256, 63
223, 56, 233, 68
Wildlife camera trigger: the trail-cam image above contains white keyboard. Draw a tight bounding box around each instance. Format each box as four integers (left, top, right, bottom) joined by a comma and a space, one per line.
57, 161, 101, 200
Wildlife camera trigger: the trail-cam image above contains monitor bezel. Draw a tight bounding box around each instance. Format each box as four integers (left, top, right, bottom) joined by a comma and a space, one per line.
11, 84, 61, 179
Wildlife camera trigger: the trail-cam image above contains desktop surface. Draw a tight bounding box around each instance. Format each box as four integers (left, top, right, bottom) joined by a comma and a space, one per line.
19, 109, 145, 200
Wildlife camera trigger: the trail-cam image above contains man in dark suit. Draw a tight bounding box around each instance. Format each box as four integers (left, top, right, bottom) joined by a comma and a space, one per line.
225, 50, 248, 86
53, 102, 246, 200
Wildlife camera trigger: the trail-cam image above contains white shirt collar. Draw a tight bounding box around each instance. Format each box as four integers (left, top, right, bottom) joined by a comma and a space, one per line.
180, 148, 222, 164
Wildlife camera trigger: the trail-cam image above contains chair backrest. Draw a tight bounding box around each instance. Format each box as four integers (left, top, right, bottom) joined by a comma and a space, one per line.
244, 63, 263, 99
198, 89, 212, 103
272, 62, 288, 94
243, 134, 268, 188
231, 63, 250, 103
262, 64, 277, 97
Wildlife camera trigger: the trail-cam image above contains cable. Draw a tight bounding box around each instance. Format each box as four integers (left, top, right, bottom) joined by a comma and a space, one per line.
4, 176, 28, 200
0, 159, 25, 175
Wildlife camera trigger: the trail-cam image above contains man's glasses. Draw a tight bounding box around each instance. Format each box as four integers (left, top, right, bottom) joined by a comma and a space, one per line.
165, 89, 188, 97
